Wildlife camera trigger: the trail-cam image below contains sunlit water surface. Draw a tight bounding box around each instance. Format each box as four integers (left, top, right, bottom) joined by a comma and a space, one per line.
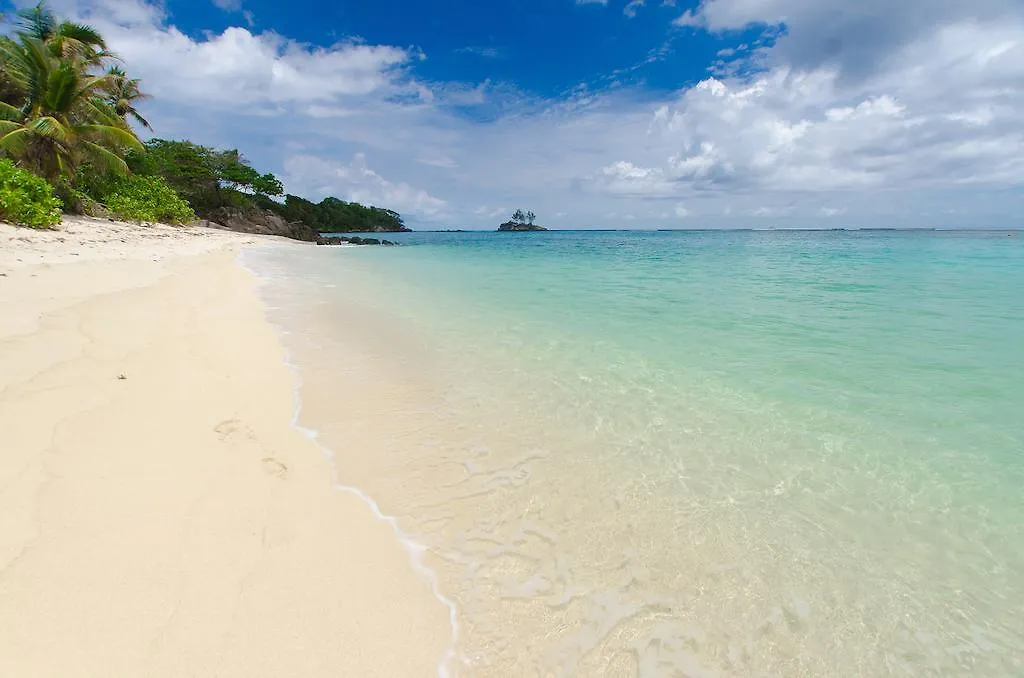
246, 230, 1024, 677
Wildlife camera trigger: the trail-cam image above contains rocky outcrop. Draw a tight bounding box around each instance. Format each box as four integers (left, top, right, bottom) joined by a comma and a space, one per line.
366, 224, 412, 233
316, 236, 397, 246
205, 207, 319, 242
498, 221, 547, 231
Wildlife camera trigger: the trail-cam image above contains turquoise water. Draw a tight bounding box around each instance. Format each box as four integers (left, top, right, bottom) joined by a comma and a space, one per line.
249, 230, 1024, 676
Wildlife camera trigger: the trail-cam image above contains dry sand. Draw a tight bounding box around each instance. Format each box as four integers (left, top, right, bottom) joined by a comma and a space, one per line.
0, 217, 451, 677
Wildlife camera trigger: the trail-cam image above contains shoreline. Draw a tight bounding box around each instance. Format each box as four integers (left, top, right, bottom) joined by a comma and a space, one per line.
0, 219, 451, 676
242, 251, 462, 676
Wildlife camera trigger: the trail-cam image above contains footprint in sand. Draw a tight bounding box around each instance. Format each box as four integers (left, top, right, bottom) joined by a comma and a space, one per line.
213, 418, 255, 442
261, 457, 288, 479
215, 419, 286, 478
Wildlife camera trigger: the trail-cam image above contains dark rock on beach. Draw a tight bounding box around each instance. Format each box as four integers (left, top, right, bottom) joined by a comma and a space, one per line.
315, 235, 399, 246
205, 207, 319, 242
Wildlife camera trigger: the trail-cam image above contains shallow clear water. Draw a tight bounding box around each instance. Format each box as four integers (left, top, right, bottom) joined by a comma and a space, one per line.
247, 230, 1024, 676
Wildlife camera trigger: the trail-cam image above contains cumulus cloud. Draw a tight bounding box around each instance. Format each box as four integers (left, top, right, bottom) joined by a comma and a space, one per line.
42, 0, 417, 110
284, 154, 448, 217
24, 0, 1024, 228
676, 0, 1024, 82
595, 161, 675, 197
618, 0, 1024, 226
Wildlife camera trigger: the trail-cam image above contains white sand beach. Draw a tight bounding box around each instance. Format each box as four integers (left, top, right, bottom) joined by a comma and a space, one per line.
0, 218, 450, 677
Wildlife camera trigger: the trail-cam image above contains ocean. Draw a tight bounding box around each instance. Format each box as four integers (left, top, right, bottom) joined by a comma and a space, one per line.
245, 229, 1024, 676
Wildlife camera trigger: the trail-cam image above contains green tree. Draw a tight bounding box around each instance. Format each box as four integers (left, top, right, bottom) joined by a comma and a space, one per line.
252, 172, 283, 198
13, 2, 109, 65
214, 149, 259, 192
126, 139, 218, 208
0, 8, 141, 184
104, 66, 151, 130
512, 209, 525, 223
125, 139, 287, 213
526, 210, 536, 225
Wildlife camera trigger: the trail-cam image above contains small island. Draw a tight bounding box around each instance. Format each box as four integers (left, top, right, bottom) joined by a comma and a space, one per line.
498, 209, 547, 231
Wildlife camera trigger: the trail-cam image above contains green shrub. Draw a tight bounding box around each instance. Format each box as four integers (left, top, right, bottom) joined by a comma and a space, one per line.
105, 175, 196, 224
0, 159, 63, 229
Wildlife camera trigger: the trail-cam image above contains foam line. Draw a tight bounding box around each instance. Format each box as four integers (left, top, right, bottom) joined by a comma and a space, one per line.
239, 247, 461, 677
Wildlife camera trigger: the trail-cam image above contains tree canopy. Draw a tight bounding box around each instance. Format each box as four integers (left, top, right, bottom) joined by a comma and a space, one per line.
262, 194, 407, 233
0, 2, 410, 232
0, 3, 141, 184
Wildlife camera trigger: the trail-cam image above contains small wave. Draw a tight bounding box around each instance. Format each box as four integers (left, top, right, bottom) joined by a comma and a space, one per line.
239, 247, 462, 678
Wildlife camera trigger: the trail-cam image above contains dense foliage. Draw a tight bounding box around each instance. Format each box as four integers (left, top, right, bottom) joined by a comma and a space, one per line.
0, 2, 408, 231
261, 194, 407, 233
128, 139, 407, 231
0, 4, 142, 185
104, 174, 195, 224
126, 139, 283, 214
0, 157, 62, 228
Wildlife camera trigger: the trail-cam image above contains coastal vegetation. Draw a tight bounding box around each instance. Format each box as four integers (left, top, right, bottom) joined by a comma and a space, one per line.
0, 2, 408, 233
499, 209, 546, 231
0, 158, 61, 227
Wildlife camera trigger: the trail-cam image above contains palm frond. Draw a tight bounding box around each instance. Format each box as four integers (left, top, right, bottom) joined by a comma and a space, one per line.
78, 97, 129, 128
0, 37, 32, 87
0, 102, 24, 121
29, 116, 72, 143
19, 37, 54, 109
76, 123, 143, 151
54, 22, 106, 50
128, 109, 152, 130
15, 3, 56, 42
0, 121, 24, 136
44, 63, 79, 113
75, 73, 117, 100
79, 139, 129, 175
0, 127, 32, 156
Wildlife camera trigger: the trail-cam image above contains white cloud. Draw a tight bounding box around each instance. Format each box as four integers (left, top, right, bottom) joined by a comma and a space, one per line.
624, 0, 645, 18
595, 161, 676, 197
642, 15, 1024, 196
474, 205, 510, 218
676, 0, 1024, 82
456, 46, 502, 59
45, 0, 416, 109
576, 0, 608, 4
674, 203, 690, 217
672, 10, 701, 27
284, 154, 447, 217
211, 0, 241, 11
28, 0, 1024, 228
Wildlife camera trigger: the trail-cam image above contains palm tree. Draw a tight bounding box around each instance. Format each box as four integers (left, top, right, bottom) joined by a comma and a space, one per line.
0, 35, 142, 182
15, 2, 110, 65
105, 67, 151, 130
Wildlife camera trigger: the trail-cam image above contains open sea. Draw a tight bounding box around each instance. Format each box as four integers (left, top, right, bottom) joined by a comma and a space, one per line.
245, 229, 1024, 677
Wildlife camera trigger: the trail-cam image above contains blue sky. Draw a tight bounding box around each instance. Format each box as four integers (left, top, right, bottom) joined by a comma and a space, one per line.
166, 0, 734, 98
7, 0, 1024, 228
